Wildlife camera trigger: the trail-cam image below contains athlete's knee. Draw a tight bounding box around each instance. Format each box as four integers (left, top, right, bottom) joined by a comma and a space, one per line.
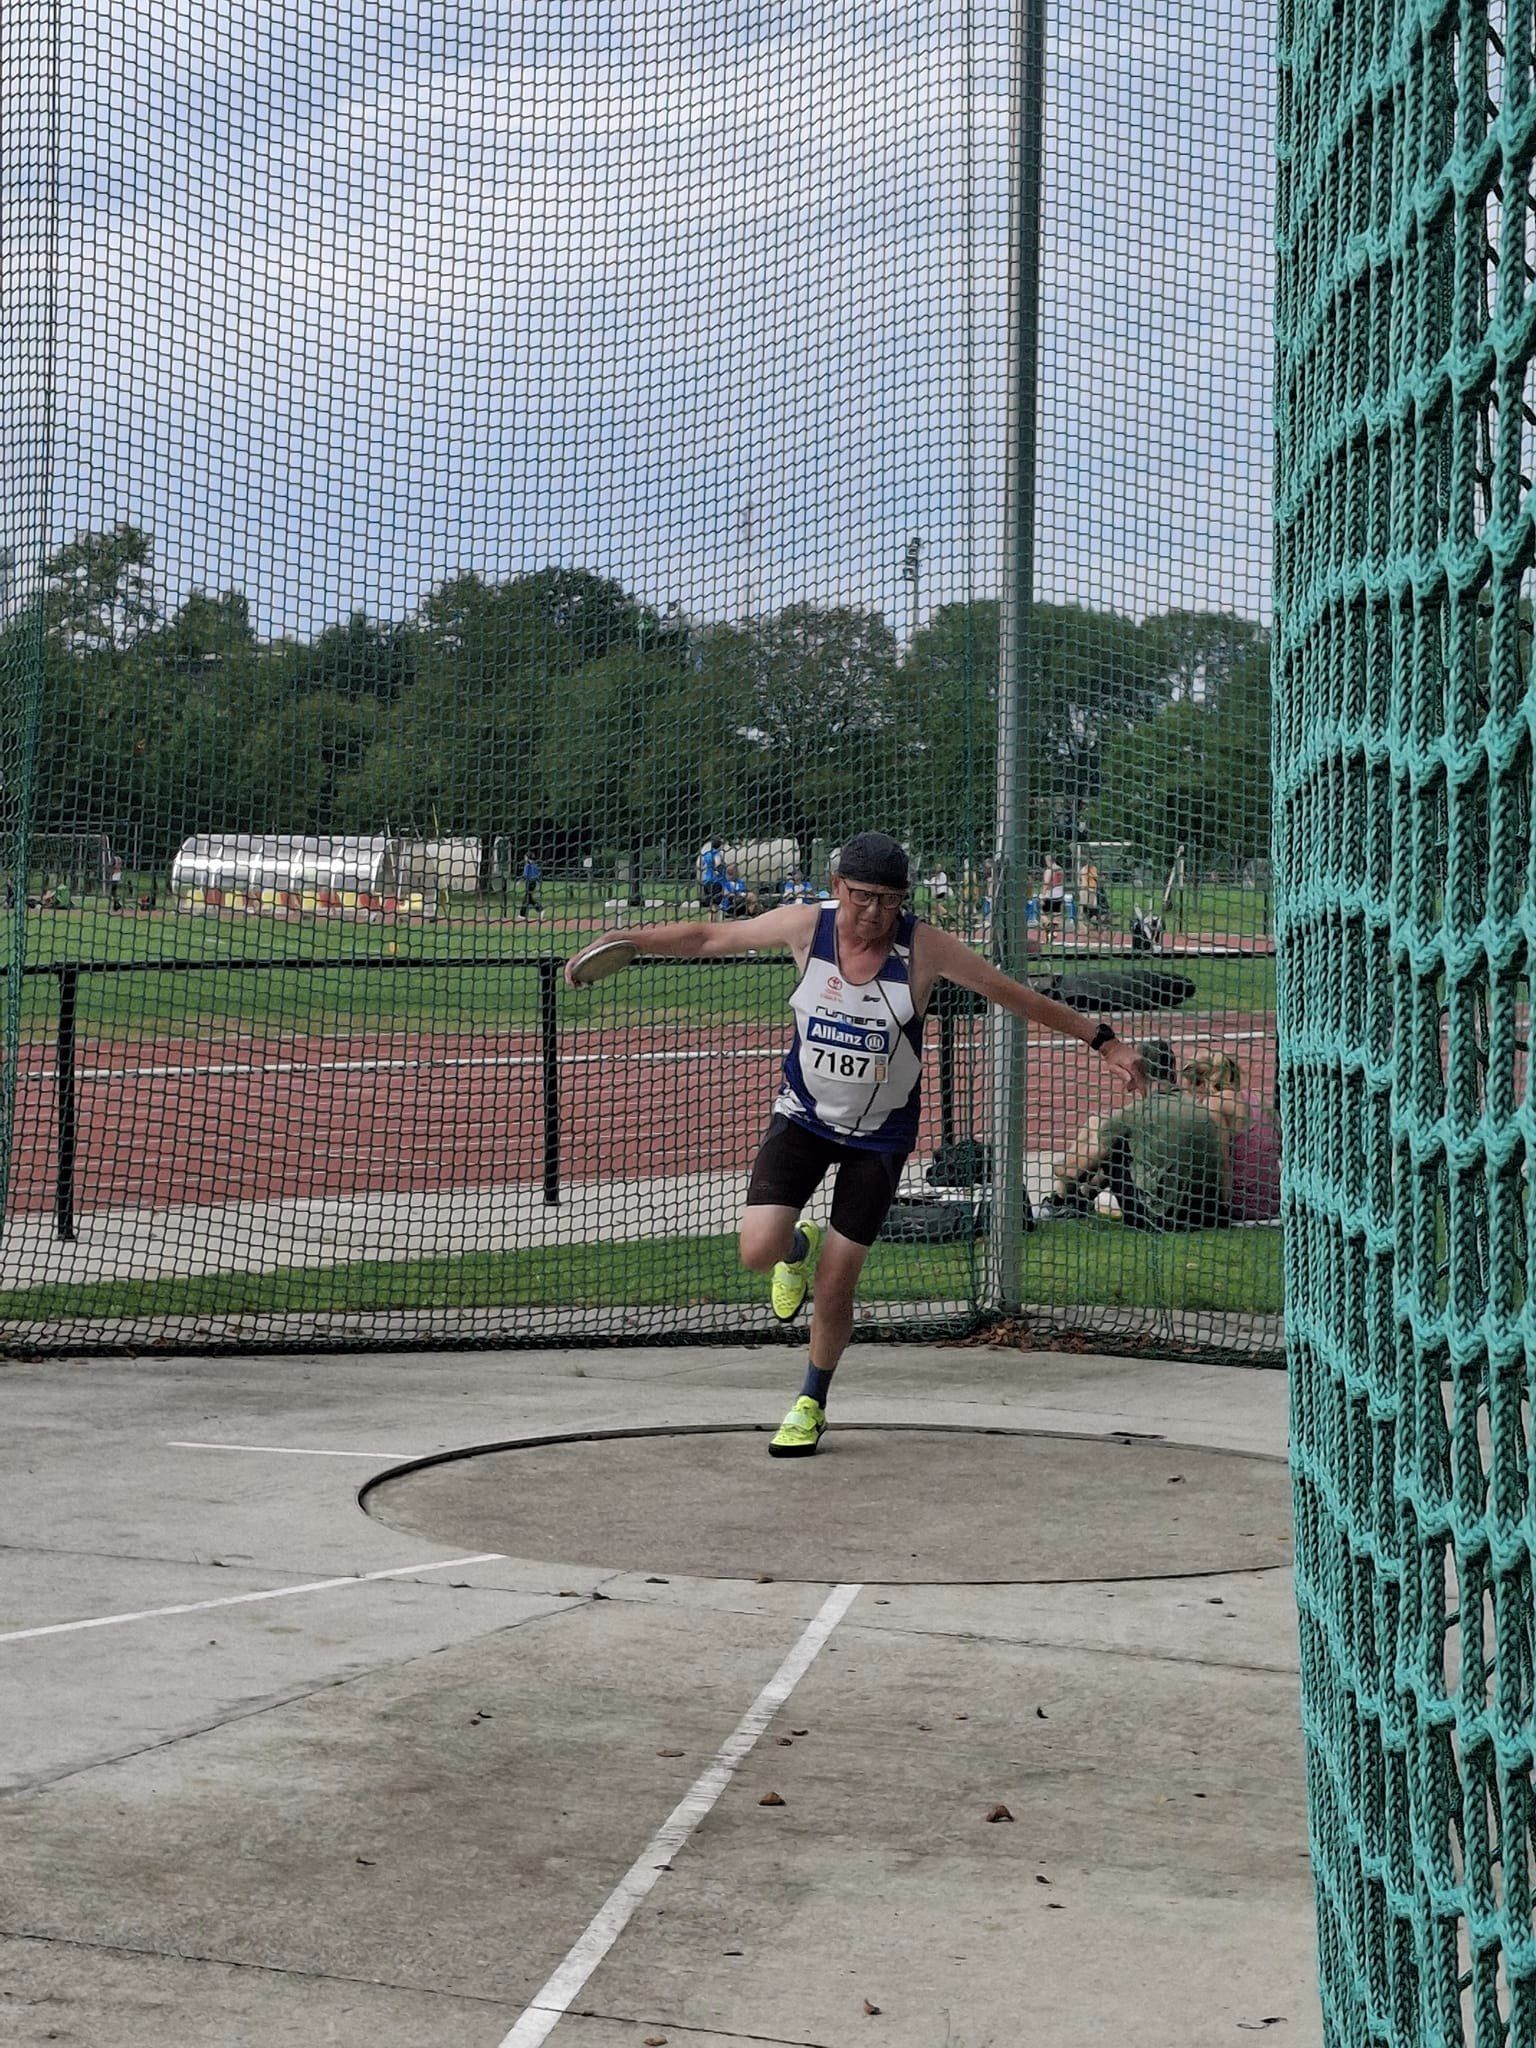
739, 1214, 793, 1271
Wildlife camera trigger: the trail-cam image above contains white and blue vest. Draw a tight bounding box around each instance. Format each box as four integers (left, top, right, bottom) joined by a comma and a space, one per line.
772, 905, 927, 1152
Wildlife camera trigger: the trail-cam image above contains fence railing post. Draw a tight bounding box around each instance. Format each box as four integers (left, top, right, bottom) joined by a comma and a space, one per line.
538, 958, 560, 1205
54, 962, 78, 1241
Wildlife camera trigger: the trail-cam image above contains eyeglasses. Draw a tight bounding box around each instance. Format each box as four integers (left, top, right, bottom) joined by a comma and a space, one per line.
840, 882, 905, 910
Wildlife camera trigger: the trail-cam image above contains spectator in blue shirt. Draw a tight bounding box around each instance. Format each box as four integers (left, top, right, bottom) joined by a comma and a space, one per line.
698, 838, 727, 913
519, 855, 542, 918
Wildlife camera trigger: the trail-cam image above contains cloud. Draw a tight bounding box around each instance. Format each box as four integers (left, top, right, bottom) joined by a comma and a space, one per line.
14, 0, 1271, 638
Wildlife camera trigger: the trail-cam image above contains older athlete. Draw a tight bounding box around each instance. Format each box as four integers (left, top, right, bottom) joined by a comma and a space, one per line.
567, 831, 1146, 1457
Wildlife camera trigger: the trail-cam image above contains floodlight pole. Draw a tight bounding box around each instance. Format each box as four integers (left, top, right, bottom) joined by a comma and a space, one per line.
991, 0, 1047, 1312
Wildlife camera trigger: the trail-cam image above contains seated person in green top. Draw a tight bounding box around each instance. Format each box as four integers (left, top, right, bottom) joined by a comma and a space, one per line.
1047, 1038, 1230, 1231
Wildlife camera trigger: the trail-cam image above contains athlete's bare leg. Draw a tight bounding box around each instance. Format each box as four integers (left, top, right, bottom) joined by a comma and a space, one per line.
740, 1208, 869, 1377
748, 1213, 870, 1455
806, 1227, 869, 1376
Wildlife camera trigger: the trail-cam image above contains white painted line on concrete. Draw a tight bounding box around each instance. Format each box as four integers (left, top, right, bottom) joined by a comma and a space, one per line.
0, 1554, 505, 1646
496, 1579, 863, 2048
168, 1440, 430, 1459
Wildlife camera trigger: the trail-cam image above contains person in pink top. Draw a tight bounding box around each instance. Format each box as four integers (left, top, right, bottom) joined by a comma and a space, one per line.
1180, 1051, 1282, 1223
1228, 1093, 1282, 1222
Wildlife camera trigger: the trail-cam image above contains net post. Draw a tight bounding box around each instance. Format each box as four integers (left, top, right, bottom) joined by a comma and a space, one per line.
53, 962, 77, 1242
990, 0, 1047, 1312
937, 997, 957, 1151
538, 958, 560, 1205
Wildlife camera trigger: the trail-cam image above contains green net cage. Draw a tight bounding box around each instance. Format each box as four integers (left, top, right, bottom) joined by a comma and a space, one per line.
1276, 0, 1536, 2038
0, 0, 1275, 1357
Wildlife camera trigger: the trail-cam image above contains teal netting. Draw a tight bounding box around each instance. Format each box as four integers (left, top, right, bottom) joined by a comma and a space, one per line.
1276, 0, 1536, 2037
0, 0, 1274, 1356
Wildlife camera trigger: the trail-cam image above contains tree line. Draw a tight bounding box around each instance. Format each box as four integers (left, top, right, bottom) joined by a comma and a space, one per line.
1, 523, 1273, 877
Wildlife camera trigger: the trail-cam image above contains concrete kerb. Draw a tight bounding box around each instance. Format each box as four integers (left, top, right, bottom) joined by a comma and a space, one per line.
0, 1153, 1070, 1288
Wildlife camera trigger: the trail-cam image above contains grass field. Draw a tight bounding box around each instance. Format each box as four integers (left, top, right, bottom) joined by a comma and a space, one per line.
3, 903, 1275, 1041
0, 1219, 1282, 1324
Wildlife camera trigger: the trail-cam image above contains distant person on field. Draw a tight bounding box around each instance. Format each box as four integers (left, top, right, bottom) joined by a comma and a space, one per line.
1040, 855, 1066, 922
1179, 1049, 1246, 1136
1228, 1098, 1282, 1222
108, 853, 124, 910
1080, 859, 1103, 923
518, 854, 542, 918
1047, 1037, 1229, 1231
697, 837, 727, 913
1178, 1051, 1283, 1224
566, 831, 1147, 1460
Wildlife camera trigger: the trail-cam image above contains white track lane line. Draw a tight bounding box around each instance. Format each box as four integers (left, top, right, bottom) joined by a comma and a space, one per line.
168, 1441, 429, 1458
496, 1580, 863, 2048
15, 1023, 1273, 1088
0, 1554, 504, 1645
15, 1048, 785, 1086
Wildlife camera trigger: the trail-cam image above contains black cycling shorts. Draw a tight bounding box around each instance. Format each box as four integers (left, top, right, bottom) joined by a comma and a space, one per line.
744, 1115, 909, 1248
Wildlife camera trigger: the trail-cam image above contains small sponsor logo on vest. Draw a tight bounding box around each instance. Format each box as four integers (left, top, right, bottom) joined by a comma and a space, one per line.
825, 974, 843, 992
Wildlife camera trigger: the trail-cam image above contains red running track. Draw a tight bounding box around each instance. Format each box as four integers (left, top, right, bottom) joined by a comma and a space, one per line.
6, 1018, 1278, 1217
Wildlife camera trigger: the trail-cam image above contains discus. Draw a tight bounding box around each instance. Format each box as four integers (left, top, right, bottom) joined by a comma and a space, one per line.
566, 937, 640, 987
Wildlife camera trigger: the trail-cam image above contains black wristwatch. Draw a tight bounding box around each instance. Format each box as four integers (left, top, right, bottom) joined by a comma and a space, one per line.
1089, 1021, 1117, 1052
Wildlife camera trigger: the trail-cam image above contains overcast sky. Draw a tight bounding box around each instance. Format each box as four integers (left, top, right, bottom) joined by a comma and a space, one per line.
5, 0, 1272, 641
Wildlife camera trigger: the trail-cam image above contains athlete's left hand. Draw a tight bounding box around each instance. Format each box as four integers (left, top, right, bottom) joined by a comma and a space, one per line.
1100, 1038, 1149, 1096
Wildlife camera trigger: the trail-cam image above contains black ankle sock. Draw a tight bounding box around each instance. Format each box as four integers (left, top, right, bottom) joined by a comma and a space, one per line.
800, 1363, 834, 1406
788, 1227, 810, 1263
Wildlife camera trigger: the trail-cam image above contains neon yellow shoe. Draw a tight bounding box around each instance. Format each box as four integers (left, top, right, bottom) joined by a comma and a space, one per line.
769, 1219, 822, 1322
769, 1395, 827, 1458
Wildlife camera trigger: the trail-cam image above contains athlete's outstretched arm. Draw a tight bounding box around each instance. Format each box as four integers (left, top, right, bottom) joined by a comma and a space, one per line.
918, 924, 1148, 1095
565, 903, 815, 985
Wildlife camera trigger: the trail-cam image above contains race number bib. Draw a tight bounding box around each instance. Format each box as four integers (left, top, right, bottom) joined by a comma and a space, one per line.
804, 1015, 891, 1085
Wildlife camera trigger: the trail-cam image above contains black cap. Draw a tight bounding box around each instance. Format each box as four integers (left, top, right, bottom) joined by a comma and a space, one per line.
1138, 1038, 1176, 1084
836, 832, 909, 889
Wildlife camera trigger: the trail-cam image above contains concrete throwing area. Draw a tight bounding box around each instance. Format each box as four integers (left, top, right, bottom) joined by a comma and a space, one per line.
0, 1339, 1320, 2047
365, 1425, 1296, 1585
